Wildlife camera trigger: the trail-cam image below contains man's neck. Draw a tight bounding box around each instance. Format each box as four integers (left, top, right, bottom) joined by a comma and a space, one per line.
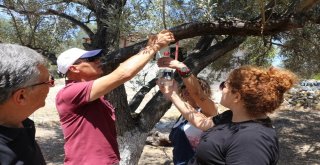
0, 105, 24, 128
0, 122, 24, 128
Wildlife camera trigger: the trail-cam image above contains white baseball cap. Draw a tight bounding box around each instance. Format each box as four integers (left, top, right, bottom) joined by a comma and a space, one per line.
57, 48, 102, 74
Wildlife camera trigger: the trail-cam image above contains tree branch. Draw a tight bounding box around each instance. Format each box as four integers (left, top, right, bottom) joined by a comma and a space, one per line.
128, 78, 157, 113
186, 36, 246, 74
103, 8, 319, 67
7, 10, 24, 44
44, 0, 96, 12
162, 0, 167, 29
169, 17, 307, 40
0, 4, 95, 38
194, 35, 215, 52
46, 9, 95, 38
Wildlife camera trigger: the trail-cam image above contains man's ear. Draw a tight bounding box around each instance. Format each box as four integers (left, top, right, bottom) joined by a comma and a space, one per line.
11, 89, 28, 105
69, 65, 80, 73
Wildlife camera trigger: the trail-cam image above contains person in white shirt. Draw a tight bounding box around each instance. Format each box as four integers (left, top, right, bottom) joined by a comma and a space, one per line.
157, 58, 218, 164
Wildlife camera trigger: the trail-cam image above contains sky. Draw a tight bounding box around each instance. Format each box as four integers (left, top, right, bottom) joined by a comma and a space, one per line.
0, 6, 13, 19
272, 55, 283, 67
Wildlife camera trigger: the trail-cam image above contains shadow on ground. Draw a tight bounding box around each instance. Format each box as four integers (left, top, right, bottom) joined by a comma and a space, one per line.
273, 109, 320, 165
34, 109, 320, 165
36, 121, 64, 164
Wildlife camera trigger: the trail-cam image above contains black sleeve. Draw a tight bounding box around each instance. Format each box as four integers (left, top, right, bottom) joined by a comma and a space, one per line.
0, 143, 21, 165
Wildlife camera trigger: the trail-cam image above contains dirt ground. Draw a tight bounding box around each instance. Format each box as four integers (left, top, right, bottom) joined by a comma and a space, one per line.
30, 79, 320, 165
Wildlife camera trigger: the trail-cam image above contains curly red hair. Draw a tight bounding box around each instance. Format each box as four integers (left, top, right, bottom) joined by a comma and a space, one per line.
227, 66, 297, 117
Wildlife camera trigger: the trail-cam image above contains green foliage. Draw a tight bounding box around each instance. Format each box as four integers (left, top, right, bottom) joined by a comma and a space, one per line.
203, 36, 276, 81
0, 0, 95, 55
280, 24, 320, 79
239, 36, 276, 67
122, 0, 221, 35
122, 0, 318, 81
312, 74, 320, 80
1, 0, 319, 80
0, 19, 16, 43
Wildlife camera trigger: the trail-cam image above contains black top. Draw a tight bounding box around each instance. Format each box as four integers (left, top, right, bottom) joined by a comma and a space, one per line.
0, 118, 46, 165
188, 110, 279, 165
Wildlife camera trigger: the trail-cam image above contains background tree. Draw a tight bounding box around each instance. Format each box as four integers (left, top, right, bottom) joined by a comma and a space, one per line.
0, 0, 319, 164
279, 23, 320, 78
0, 1, 78, 64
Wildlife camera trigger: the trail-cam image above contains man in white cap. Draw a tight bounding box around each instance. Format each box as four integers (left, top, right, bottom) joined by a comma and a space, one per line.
55, 30, 174, 165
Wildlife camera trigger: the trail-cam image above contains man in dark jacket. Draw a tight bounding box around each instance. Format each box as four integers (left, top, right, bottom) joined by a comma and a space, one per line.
0, 44, 54, 165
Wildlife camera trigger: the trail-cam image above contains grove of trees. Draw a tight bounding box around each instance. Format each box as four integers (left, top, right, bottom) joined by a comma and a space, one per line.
0, 0, 319, 164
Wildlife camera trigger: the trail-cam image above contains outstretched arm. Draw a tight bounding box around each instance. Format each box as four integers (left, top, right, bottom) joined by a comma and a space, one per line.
157, 58, 218, 117
158, 80, 214, 131
90, 30, 175, 101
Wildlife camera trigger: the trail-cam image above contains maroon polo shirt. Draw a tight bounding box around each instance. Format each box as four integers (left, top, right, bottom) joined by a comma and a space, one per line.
55, 80, 120, 165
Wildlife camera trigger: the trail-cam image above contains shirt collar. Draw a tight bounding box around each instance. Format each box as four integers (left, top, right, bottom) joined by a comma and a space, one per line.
0, 118, 35, 142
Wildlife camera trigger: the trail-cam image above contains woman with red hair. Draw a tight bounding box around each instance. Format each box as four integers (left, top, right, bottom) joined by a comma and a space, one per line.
158, 65, 297, 165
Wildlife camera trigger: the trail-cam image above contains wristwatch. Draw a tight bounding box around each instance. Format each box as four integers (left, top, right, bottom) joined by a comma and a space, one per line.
180, 66, 189, 72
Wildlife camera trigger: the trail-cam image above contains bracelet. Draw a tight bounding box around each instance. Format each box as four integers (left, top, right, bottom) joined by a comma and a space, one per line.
177, 67, 192, 78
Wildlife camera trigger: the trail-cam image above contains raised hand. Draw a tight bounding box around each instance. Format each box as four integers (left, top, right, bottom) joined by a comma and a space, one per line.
147, 30, 175, 51
157, 57, 186, 70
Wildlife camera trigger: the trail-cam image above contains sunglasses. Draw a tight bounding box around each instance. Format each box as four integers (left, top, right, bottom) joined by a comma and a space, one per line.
27, 75, 55, 88
219, 81, 226, 90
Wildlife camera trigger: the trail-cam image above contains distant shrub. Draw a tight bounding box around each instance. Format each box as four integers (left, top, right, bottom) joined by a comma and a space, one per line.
312, 74, 320, 80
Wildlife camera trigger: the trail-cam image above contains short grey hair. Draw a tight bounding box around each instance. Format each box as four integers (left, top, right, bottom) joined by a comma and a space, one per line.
0, 44, 47, 104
